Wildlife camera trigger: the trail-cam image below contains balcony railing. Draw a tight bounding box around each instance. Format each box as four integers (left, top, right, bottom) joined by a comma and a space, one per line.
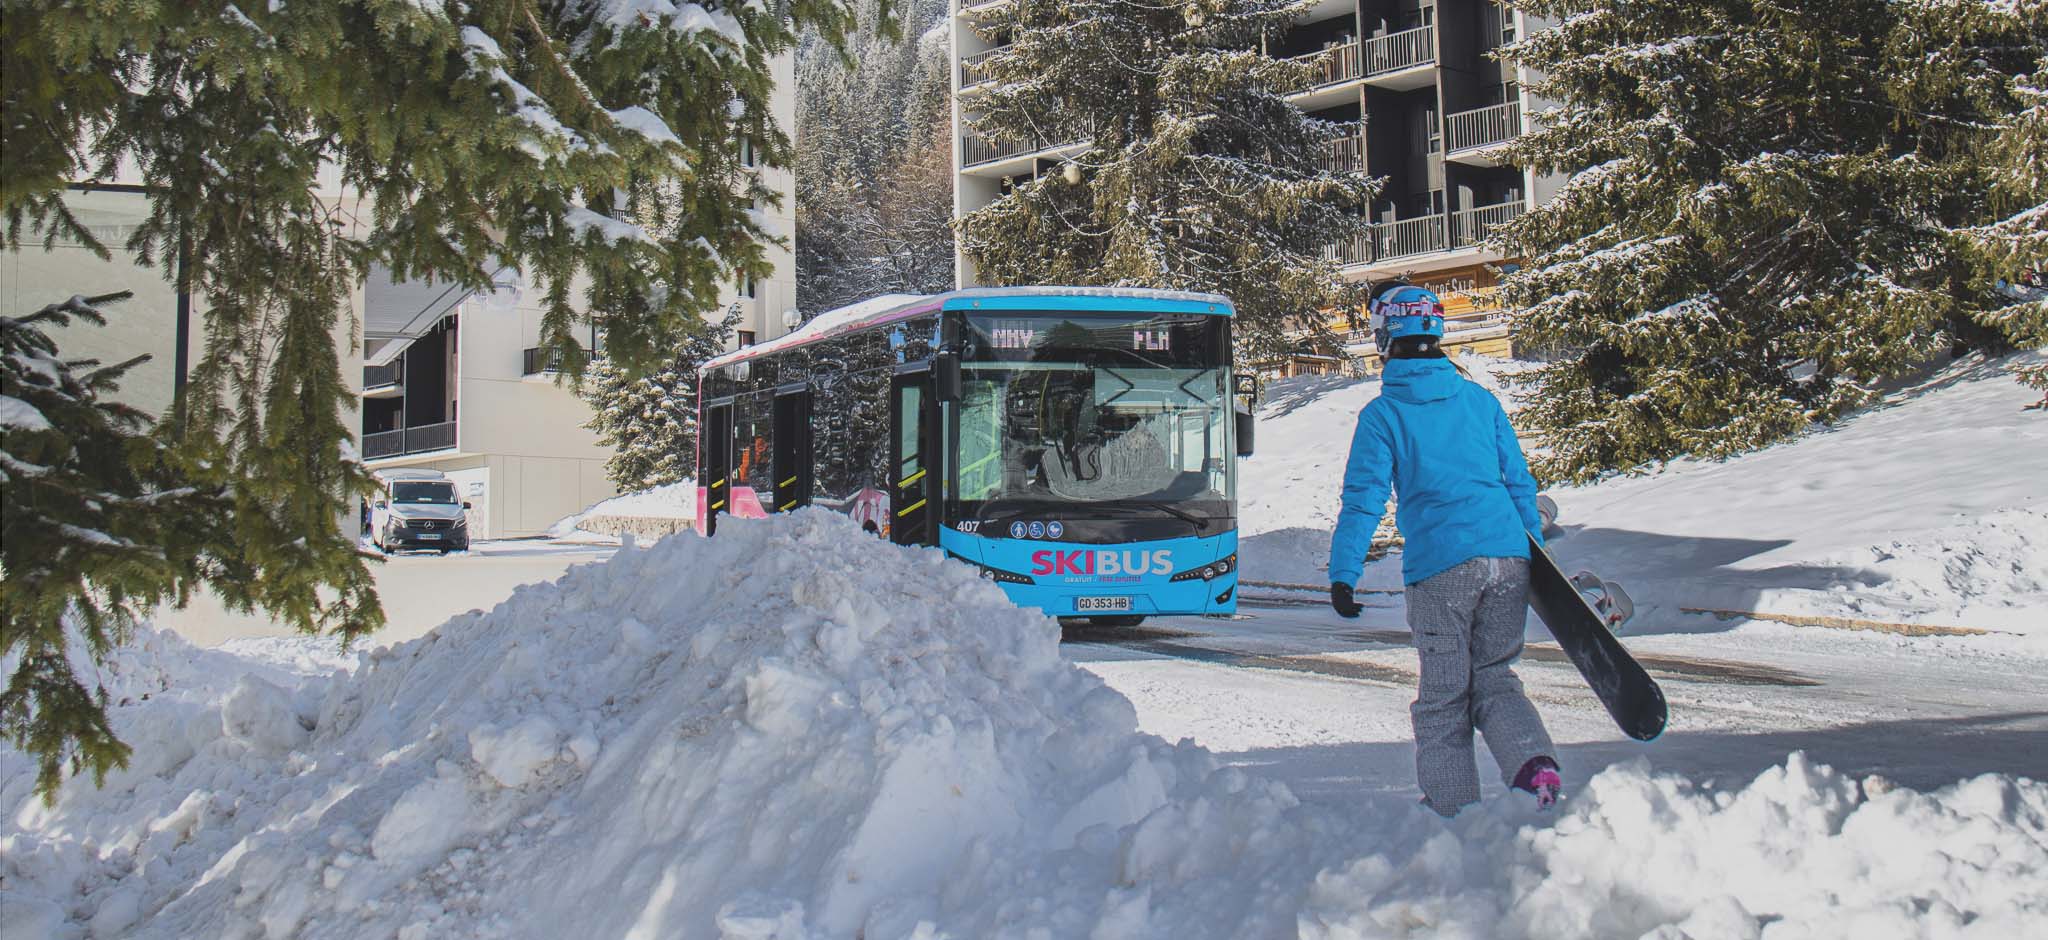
1378, 213, 1449, 258
961, 132, 1038, 166
362, 420, 457, 460
1289, 41, 1362, 88
1450, 200, 1526, 248
1322, 231, 1375, 266
1364, 25, 1435, 75
960, 46, 1006, 88
1445, 100, 1523, 154
1323, 131, 1364, 174
363, 361, 402, 390
523, 345, 605, 376
960, 130, 1087, 167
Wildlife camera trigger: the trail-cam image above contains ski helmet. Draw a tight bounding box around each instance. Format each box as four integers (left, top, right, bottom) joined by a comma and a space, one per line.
1368, 285, 1446, 354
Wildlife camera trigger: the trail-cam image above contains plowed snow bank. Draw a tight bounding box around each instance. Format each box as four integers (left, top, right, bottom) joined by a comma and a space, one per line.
5, 513, 2043, 939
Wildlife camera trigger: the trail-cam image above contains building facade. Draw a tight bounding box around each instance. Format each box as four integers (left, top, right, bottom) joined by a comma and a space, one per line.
948, 0, 1557, 372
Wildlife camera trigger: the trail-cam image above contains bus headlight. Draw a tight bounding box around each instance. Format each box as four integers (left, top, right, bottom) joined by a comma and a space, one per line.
983, 565, 1035, 585
1171, 554, 1236, 582
951, 552, 1035, 585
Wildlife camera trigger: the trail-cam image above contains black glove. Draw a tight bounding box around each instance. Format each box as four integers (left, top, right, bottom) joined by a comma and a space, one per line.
1330, 582, 1363, 618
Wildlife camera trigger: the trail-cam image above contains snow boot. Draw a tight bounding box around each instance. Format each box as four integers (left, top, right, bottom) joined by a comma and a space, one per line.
1512, 756, 1562, 809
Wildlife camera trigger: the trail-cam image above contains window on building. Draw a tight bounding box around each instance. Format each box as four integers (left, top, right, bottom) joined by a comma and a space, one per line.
738, 330, 757, 347
739, 274, 757, 299
739, 137, 757, 168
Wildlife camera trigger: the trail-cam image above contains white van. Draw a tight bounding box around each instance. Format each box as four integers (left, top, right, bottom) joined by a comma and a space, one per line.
369, 469, 471, 553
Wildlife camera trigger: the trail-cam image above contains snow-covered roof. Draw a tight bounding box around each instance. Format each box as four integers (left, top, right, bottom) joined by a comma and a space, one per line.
700, 286, 1235, 371
701, 292, 939, 371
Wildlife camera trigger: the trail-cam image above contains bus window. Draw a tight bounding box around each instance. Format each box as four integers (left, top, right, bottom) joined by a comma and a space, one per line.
956, 379, 1003, 502
949, 310, 1235, 527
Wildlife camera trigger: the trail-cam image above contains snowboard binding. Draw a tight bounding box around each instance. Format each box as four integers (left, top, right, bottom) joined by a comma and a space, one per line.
1570, 570, 1635, 633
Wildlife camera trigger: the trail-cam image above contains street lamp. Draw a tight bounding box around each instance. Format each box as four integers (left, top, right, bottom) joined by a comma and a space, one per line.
781, 308, 804, 331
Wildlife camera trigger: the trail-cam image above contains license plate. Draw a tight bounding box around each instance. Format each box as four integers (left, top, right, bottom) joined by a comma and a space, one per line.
417, 533, 441, 540
1075, 596, 1131, 612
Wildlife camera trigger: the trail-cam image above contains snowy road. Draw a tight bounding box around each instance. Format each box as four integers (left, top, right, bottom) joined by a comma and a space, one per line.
1070, 596, 2048, 804
155, 541, 618, 647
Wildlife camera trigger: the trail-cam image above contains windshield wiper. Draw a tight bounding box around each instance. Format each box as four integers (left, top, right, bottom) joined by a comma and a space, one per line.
1126, 500, 1208, 535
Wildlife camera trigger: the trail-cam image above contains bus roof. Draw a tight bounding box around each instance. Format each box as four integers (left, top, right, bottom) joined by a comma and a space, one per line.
700, 286, 1234, 371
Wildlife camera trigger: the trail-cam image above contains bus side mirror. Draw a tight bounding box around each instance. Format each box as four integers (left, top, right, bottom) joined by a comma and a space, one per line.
1235, 409, 1255, 458
935, 351, 962, 401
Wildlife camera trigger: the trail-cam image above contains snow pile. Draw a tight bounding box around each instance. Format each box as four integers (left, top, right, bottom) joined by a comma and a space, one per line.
1538, 353, 2048, 638
547, 479, 696, 537
1300, 754, 2048, 939
6, 513, 2046, 938
1809, 507, 2048, 633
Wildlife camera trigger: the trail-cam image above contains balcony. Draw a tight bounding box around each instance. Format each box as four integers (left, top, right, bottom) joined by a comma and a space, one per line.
960, 46, 1005, 90
1322, 231, 1374, 266
1450, 200, 1526, 248
1321, 213, 1461, 268
960, 130, 1087, 170
1289, 41, 1362, 89
1445, 100, 1522, 165
1363, 26, 1436, 89
362, 420, 457, 460
362, 361, 402, 399
523, 345, 605, 377
1322, 130, 1364, 174
1377, 213, 1449, 259
961, 132, 1037, 167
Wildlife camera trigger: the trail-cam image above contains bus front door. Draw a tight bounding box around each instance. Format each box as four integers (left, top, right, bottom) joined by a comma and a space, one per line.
703, 401, 733, 536
772, 387, 811, 513
890, 370, 937, 546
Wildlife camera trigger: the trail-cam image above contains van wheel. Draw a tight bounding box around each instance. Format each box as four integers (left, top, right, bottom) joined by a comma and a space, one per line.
1088, 615, 1145, 628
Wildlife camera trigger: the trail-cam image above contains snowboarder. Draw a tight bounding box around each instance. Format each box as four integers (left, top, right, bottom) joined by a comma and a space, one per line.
1327, 285, 1562, 815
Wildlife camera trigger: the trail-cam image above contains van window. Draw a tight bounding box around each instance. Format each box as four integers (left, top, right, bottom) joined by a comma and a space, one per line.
392, 481, 458, 504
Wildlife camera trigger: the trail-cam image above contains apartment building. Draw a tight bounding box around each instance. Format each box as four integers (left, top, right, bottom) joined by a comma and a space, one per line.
948, 0, 1558, 372
1, 182, 375, 422
8, 58, 797, 543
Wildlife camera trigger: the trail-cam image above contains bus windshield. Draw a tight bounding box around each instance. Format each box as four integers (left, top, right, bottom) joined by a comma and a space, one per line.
953, 311, 1234, 522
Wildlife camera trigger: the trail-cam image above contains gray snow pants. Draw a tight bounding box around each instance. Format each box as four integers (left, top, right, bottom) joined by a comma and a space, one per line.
1406, 556, 1554, 814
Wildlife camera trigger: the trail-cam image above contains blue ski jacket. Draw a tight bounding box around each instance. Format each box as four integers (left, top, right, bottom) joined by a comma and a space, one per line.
1328, 357, 1544, 587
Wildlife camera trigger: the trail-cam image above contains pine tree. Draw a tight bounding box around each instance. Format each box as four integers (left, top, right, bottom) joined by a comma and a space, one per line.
2, 0, 874, 792
956, 0, 1377, 360
583, 306, 740, 490
795, 3, 956, 312
1945, 0, 2048, 392
1497, 0, 2048, 482
1, 294, 233, 796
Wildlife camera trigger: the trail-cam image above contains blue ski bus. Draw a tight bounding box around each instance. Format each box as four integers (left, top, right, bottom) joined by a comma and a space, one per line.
695, 287, 1252, 624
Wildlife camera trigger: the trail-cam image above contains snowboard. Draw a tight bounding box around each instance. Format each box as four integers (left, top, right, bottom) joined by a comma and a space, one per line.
1526, 533, 1667, 741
